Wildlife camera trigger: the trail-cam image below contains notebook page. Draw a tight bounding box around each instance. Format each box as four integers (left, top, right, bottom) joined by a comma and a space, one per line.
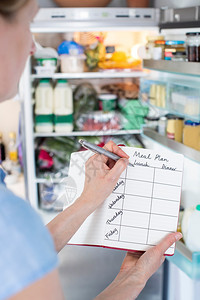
104, 147, 184, 255
68, 151, 106, 246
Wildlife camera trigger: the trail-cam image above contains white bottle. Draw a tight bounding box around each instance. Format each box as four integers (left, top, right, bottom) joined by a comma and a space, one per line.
182, 205, 200, 252
35, 79, 54, 133
53, 79, 73, 132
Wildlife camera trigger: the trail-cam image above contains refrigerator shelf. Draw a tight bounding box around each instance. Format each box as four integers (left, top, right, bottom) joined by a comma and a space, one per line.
167, 241, 200, 280
34, 129, 142, 138
31, 71, 146, 80
143, 60, 200, 77
142, 128, 200, 164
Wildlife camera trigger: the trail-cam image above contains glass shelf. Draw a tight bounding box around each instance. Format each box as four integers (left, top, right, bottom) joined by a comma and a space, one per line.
142, 128, 200, 164
143, 60, 200, 77
34, 129, 141, 138
167, 241, 200, 280
31, 71, 146, 80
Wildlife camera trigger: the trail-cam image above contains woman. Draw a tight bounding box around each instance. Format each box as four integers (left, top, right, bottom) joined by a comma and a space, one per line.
0, 1, 182, 299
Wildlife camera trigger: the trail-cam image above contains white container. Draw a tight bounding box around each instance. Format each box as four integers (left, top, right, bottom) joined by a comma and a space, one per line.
182, 205, 200, 252
53, 79, 73, 132
60, 54, 85, 73
35, 79, 54, 133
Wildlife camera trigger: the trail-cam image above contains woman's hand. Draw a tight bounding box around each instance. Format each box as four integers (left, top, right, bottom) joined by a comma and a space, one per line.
95, 232, 182, 300
80, 141, 129, 211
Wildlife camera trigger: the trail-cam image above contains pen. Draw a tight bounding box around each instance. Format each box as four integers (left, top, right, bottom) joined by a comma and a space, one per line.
79, 139, 134, 167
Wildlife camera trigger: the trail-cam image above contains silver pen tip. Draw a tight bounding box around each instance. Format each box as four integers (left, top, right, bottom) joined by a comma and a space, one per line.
79, 139, 84, 145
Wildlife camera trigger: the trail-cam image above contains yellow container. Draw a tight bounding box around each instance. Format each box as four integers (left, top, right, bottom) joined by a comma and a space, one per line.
183, 121, 200, 150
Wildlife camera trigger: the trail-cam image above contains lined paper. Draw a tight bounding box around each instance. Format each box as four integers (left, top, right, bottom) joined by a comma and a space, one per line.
68, 147, 184, 255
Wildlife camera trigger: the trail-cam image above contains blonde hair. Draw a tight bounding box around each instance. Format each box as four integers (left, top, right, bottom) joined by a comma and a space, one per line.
0, 0, 30, 19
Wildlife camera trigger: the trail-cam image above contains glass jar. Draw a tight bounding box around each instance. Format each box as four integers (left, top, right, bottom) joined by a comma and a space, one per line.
186, 32, 200, 62
155, 40, 165, 59
145, 35, 164, 59
166, 114, 184, 142
183, 120, 200, 150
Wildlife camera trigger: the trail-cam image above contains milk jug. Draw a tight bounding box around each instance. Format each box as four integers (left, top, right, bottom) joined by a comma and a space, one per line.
35, 79, 54, 132
53, 79, 73, 132
182, 205, 200, 252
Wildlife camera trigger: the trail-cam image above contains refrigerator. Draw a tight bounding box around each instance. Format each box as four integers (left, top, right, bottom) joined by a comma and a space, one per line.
19, 6, 200, 300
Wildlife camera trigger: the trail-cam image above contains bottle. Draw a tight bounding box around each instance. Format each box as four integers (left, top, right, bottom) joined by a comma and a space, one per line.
8, 132, 18, 162
0, 132, 5, 163
186, 32, 200, 62
35, 79, 54, 133
182, 205, 200, 252
53, 79, 73, 132
158, 116, 167, 136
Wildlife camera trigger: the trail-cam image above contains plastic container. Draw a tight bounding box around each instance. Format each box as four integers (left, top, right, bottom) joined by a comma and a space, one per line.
53, 79, 73, 133
35, 79, 54, 133
98, 94, 117, 112
34, 58, 57, 75
182, 205, 200, 252
183, 120, 200, 150
170, 85, 200, 117
164, 40, 185, 61
154, 40, 165, 59
60, 54, 85, 73
76, 111, 121, 131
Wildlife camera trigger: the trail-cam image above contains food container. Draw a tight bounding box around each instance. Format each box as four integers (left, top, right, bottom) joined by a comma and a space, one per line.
36, 58, 57, 67
60, 54, 86, 73
186, 32, 200, 62
98, 94, 117, 112
34, 58, 58, 75
154, 40, 165, 59
76, 111, 121, 131
183, 120, 200, 150
164, 40, 186, 61
166, 114, 184, 142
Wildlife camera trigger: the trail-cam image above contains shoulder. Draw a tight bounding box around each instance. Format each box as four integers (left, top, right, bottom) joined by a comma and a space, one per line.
0, 185, 58, 299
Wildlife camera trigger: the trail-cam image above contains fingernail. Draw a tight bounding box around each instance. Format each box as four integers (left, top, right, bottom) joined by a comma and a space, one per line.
175, 232, 182, 241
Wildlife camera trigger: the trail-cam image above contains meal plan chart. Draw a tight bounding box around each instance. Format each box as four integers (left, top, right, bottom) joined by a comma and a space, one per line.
68, 147, 184, 255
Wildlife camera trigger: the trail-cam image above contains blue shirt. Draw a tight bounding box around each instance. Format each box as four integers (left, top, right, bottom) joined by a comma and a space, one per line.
0, 168, 58, 300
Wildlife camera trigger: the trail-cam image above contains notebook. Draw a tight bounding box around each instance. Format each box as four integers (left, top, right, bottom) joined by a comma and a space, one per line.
67, 147, 184, 255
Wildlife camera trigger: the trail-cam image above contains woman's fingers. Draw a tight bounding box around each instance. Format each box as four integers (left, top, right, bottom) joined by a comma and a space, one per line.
137, 232, 182, 279
103, 141, 129, 159
106, 158, 129, 181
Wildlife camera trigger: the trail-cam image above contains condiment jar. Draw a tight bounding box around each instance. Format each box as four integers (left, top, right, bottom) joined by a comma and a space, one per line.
166, 114, 184, 142
183, 120, 200, 150
99, 94, 117, 112
186, 32, 200, 62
